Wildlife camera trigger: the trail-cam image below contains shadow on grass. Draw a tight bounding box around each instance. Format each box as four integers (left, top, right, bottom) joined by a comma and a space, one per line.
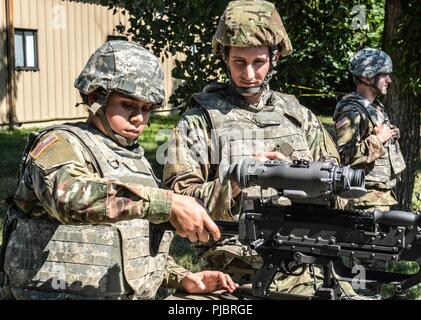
0, 129, 32, 239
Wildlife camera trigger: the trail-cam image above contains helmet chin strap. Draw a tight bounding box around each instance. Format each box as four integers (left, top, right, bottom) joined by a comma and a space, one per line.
357, 75, 384, 96
223, 47, 279, 98
372, 74, 386, 96
89, 91, 136, 148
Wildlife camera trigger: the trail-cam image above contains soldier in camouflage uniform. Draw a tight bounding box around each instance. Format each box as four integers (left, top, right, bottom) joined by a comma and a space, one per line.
0, 40, 238, 300
333, 48, 406, 212
163, 0, 356, 298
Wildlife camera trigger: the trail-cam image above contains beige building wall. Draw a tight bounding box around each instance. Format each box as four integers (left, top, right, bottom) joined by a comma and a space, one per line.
10, 0, 131, 127
0, 0, 182, 128
0, 2, 9, 125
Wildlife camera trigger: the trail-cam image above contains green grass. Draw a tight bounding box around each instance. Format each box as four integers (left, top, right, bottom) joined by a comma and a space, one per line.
0, 128, 34, 241
139, 114, 180, 180
317, 114, 335, 138
412, 160, 421, 212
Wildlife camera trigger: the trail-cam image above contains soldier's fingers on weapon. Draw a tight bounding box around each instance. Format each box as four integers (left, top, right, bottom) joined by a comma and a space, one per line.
253, 153, 270, 162
221, 273, 239, 292
214, 272, 237, 292
193, 198, 221, 241
197, 227, 210, 243
187, 232, 199, 243
263, 151, 288, 160
186, 273, 207, 291
174, 227, 188, 238
231, 181, 242, 197
202, 213, 221, 241
169, 214, 188, 238
175, 228, 188, 238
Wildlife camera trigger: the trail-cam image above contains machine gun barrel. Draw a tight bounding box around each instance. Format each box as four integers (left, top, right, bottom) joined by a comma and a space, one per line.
374, 210, 421, 227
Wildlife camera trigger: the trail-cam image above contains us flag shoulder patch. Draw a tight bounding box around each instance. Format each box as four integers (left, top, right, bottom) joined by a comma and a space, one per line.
336, 116, 350, 129
30, 134, 59, 160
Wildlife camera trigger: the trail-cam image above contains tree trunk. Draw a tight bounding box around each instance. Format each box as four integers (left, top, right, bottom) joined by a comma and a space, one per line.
382, 0, 421, 211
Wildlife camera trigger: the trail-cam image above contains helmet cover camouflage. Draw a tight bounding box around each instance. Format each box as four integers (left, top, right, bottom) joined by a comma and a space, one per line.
74, 40, 165, 107
349, 47, 393, 78
212, 0, 293, 57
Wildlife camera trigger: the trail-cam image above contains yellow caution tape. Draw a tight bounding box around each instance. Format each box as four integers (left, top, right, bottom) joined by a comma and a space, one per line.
286, 83, 347, 97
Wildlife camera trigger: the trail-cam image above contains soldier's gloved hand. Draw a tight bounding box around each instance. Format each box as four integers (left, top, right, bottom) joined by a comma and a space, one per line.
181, 271, 239, 294
169, 194, 221, 243
373, 124, 394, 144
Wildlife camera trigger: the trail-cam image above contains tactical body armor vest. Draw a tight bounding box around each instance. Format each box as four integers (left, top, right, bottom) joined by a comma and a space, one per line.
334, 94, 406, 189
3, 123, 172, 299
189, 84, 316, 277
191, 85, 313, 208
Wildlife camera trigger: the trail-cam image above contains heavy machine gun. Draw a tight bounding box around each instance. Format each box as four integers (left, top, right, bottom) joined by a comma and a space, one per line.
151, 159, 421, 299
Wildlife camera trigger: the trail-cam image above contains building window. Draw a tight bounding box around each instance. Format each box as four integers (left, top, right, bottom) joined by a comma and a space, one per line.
14, 29, 39, 70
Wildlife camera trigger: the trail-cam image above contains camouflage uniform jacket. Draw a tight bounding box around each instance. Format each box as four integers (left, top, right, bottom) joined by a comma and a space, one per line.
3, 122, 188, 299
163, 83, 339, 280
163, 83, 339, 220
333, 92, 406, 207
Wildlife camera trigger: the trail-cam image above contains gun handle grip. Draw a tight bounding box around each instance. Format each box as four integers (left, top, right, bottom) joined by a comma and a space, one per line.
252, 250, 283, 297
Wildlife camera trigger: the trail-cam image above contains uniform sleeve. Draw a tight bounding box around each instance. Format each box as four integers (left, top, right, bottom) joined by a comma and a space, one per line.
303, 108, 341, 163
161, 255, 190, 290
163, 113, 236, 221
334, 109, 385, 166
14, 131, 173, 224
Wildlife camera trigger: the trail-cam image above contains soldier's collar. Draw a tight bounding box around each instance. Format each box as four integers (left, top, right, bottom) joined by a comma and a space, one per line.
373, 98, 385, 110
86, 121, 144, 157
349, 92, 375, 109
227, 85, 272, 112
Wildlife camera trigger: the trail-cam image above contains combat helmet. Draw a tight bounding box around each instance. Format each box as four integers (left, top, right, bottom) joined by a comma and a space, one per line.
74, 40, 165, 146
212, 0, 293, 95
349, 47, 393, 95
350, 47, 393, 79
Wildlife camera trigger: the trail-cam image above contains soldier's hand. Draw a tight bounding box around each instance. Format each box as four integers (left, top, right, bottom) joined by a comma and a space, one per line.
373, 124, 394, 144
181, 271, 239, 294
253, 151, 287, 162
229, 151, 287, 198
390, 125, 400, 140
169, 194, 221, 243
230, 180, 242, 198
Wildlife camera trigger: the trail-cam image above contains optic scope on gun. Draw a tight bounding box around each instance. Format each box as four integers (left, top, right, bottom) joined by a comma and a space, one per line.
219, 159, 367, 204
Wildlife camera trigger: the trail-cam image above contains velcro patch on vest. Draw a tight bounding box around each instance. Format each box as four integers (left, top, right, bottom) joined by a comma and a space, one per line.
30, 134, 59, 160
336, 116, 350, 129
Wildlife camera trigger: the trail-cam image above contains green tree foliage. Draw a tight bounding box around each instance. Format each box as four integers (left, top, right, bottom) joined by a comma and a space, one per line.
101, 0, 385, 111
384, 0, 421, 97
382, 0, 421, 211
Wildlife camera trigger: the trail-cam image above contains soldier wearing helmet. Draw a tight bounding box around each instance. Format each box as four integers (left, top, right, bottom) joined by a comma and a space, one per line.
333, 48, 406, 212
163, 0, 345, 298
0, 40, 238, 300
